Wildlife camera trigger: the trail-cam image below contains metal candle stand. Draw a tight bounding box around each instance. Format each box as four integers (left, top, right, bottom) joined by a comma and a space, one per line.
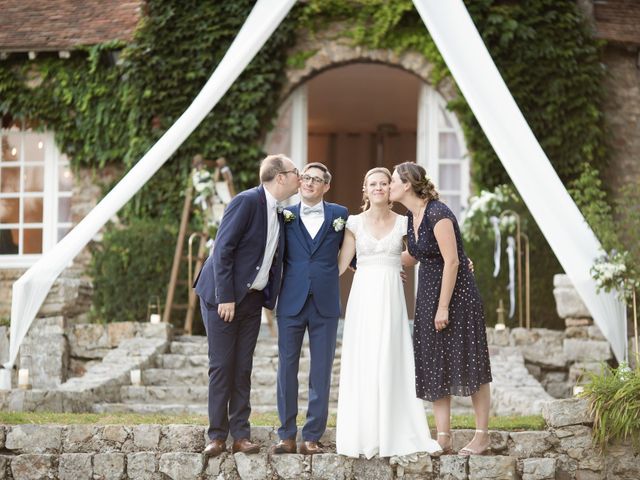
499, 210, 531, 329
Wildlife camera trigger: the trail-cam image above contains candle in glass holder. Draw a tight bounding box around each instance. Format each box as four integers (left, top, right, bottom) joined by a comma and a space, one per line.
494, 323, 506, 331
130, 369, 142, 386
18, 368, 29, 389
149, 314, 161, 324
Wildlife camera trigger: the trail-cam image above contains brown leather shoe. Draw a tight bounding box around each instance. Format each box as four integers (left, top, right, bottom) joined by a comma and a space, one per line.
232, 438, 260, 454
270, 438, 297, 454
203, 439, 226, 457
299, 441, 325, 455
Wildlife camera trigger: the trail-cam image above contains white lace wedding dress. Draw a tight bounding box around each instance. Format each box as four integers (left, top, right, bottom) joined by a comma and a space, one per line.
336, 214, 441, 459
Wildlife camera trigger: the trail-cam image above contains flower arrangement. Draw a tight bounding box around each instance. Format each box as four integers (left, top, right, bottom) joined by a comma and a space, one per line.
333, 217, 346, 232
192, 168, 215, 211
591, 249, 639, 366
591, 250, 639, 302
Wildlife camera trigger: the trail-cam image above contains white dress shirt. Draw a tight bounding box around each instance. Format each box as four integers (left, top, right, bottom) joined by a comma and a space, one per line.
300, 200, 325, 239
251, 188, 280, 291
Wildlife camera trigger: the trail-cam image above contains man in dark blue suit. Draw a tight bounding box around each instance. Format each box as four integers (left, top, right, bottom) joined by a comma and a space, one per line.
195, 154, 300, 457
270, 162, 349, 455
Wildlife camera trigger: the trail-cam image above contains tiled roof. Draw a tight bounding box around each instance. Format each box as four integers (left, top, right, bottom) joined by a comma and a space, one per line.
593, 0, 640, 45
0, 0, 143, 51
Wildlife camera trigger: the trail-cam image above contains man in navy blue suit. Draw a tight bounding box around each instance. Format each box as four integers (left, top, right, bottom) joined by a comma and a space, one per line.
270, 162, 349, 455
195, 154, 300, 457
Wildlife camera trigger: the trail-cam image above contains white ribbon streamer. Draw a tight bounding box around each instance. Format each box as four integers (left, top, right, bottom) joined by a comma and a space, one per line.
506, 236, 516, 320
490, 216, 501, 277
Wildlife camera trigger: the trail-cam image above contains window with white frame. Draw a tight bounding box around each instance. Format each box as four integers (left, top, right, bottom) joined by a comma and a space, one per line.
417, 85, 469, 220
0, 127, 73, 267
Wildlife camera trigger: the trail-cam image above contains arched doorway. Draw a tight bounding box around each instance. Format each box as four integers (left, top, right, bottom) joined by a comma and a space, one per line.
265, 62, 469, 315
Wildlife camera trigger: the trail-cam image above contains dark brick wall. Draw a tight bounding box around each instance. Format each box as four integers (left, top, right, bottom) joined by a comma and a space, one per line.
0, 0, 142, 51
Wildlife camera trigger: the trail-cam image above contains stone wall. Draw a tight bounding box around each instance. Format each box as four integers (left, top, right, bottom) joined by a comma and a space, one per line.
484, 273, 616, 400
0, 322, 170, 412
0, 399, 637, 479
0, 317, 169, 394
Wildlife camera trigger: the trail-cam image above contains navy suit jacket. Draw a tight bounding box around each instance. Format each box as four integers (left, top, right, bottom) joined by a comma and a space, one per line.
194, 185, 285, 310
276, 201, 348, 318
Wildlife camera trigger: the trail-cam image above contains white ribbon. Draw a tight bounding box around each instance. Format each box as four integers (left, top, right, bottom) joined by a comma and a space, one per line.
506, 236, 516, 319
490, 216, 501, 277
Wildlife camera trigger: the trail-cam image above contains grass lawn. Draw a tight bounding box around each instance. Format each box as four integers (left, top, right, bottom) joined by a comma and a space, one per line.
0, 411, 545, 431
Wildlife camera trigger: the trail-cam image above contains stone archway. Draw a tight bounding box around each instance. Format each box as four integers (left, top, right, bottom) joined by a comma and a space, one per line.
281, 30, 459, 104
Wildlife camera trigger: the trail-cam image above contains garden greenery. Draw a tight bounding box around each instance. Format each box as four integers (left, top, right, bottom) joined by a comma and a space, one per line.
0, 0, 625, 324
90, 218, 179, 323
581, 364, 640, 452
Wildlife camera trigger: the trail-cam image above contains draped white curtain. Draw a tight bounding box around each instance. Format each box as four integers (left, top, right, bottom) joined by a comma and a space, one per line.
3, 0, 298, 382
6, 0, 627, 388
412, 0, 627, 362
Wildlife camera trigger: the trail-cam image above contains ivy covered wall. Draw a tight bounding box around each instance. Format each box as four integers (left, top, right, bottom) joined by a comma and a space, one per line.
0, 0, 618, 326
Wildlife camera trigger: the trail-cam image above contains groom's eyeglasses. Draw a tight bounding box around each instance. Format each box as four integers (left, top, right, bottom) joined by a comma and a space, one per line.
300, 174, 326, 185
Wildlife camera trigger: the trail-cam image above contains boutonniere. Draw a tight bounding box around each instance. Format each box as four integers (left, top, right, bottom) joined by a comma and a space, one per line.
283, 210, 296, 223
333, 217, 346, 232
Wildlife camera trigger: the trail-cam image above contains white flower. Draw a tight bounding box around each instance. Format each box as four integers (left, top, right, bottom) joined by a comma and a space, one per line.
283, 210, 296, 223
333, 217, 345, 232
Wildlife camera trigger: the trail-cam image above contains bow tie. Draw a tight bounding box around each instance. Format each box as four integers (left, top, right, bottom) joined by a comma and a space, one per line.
302, 204, 323, 216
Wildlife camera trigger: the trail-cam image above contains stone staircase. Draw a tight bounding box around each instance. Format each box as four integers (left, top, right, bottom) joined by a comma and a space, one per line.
94, 332, 341, 416
94, 326, 550, 417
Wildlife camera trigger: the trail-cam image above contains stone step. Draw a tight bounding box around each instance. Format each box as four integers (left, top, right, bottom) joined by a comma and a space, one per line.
121, 380, 341, 403
168, 340, 342, 359
121, 383, 341, 405
142, 368, 209, 386
141, 368, 341, 387
155, 353, 342, 372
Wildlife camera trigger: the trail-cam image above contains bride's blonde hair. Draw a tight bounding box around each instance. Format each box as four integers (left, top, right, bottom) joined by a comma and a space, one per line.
361, 167, 393, 211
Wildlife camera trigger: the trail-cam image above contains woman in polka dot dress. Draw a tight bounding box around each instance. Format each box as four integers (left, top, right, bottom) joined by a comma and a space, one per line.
390, 162, 492, 456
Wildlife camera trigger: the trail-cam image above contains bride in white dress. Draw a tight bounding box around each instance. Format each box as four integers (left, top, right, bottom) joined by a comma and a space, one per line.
335, 167, 441, 459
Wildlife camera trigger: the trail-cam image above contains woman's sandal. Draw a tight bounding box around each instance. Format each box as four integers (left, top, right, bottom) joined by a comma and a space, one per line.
458, 429, 492, 456
433, 432, 454, 456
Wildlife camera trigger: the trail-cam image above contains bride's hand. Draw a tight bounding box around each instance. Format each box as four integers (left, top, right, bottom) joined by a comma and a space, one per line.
434, 306, 449, 332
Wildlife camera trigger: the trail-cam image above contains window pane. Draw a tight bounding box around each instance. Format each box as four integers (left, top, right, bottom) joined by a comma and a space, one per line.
58, 197, 72, 222
24, 165, 44, 192
1, 134, 20, 162
23, 197, 43, 223
441, 194, 462, 219
0, 229, 19, 254
24, 134, 46, 162
23, 228, 43, 253
438, 132, 461, 158
58, 164, 73, 191
58, 226, 71, 242
0, 198, 19, 223
439, 164, 461, 190
0, 167, 20, 192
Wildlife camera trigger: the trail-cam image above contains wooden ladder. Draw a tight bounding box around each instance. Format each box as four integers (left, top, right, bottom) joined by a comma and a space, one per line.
163, 185, 209, 334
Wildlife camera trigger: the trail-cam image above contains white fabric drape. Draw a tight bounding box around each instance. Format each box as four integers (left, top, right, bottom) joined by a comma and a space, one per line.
4, 0, 297, 374
412, 0, 627, 361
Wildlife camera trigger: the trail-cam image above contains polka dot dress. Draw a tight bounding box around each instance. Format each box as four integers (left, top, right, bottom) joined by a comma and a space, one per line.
407, 200, 492, 402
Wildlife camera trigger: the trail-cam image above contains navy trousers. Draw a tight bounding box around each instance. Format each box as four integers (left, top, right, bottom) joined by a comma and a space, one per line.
276, 295, 339, 441
201, 290, 263, 441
